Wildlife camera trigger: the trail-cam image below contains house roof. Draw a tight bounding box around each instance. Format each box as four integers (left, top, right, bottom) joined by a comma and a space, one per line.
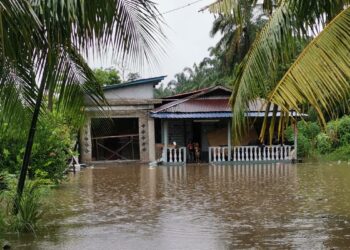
152, 86, 232, 113
151, 111, 297, 119
162, 85, 232, 100
158, 99, 231, 113
151, 86, 304, 119
103, 75, 166, 91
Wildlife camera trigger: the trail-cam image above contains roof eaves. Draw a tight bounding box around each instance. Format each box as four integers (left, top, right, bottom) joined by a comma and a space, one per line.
153, 86, 232, 114
103, 75, 166, 91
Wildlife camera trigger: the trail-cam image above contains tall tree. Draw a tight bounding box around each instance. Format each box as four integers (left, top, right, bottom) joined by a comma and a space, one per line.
93, 68, 121, 86
0, 0, 164, 211
127, 72, 142, 81
205, 0, 350, 142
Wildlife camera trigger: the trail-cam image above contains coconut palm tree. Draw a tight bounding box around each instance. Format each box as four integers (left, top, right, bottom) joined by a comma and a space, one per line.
209, 1, 264, 73
0, 0, 165, 210
205, 0, 350, 141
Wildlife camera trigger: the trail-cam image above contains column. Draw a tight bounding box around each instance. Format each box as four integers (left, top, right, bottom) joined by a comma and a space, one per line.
162, 120, 169, 162
80, 117, 92, 163
139, 115, 149, 162
148, 118, 156, 162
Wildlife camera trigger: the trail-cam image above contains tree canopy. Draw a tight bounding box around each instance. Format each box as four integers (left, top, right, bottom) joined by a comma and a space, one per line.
93, 68, 122, 86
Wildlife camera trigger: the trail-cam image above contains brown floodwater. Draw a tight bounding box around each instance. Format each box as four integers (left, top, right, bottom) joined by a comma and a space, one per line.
6, 162, 350, 249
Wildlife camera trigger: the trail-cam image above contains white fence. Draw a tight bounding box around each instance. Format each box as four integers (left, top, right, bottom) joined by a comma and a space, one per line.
209, 145, 294, 163
162, 147, 186, 163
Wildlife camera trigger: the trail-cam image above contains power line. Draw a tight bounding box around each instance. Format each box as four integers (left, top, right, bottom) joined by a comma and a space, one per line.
160, 0, 208, 16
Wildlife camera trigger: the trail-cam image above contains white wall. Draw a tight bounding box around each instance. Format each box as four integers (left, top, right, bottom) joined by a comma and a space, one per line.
104, 85, 154, 100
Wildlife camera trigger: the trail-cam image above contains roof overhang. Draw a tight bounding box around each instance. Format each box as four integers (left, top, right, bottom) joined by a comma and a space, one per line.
103, 75, 166, 91
150, 111, 306, 119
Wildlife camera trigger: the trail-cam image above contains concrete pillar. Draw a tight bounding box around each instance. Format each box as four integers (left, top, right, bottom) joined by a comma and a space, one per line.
139, 115, 149, 162
80, 117, 92, 163
162, 120, 169, 162
148, 118, 156, 162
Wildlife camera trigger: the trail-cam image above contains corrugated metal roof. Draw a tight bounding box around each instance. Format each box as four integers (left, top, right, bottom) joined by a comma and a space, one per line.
151, 86, 306, 119
162, 86, 231, 100
103, 76, 166, 91
153, 86, 232, 113
163, 99, 231, 113
151, 112, 232, 119
152, 97, 271, 114
150, 111, 294, 119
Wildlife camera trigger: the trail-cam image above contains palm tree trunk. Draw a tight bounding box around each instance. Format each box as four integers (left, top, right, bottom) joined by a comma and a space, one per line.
14, 62, 49, 214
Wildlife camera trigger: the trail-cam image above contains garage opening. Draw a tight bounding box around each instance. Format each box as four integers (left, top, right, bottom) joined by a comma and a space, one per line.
91, 118, 140, 161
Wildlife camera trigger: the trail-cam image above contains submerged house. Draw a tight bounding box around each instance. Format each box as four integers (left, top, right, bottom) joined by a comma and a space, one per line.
80, 76, 297, 164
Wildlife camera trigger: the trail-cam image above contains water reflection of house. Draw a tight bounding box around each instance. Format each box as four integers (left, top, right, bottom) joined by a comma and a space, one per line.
81, 76, 297, 164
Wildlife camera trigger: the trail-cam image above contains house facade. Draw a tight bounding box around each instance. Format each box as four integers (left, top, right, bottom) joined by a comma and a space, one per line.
80, 76, 297, 164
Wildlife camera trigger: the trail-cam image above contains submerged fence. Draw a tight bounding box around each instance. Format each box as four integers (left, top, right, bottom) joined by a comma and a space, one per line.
209, 145, 294, 163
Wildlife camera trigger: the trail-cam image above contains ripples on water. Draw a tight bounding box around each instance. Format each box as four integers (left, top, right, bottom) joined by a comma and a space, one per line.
8, 162, 350, 249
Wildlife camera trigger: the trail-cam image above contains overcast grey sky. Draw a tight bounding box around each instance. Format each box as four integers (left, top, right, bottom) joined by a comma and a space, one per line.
87, 0, 218, 83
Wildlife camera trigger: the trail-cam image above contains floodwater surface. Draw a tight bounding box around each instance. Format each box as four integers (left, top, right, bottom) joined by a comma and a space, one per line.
7, 162, 350, 249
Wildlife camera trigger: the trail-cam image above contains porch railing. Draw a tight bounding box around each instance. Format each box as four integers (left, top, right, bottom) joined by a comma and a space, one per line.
162, 147, 186, 163
209, 145, 294, 163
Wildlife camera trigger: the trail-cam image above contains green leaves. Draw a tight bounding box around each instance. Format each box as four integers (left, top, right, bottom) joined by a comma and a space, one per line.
229, 4, 296, 141
269, 7, 350, 125
205, 0, 350, 142
0, 0, 165, 128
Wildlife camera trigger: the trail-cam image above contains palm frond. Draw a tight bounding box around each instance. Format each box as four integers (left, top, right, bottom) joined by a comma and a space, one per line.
269, 7, 350, 126
229, 4, 297, 142
33, 0, 166, 68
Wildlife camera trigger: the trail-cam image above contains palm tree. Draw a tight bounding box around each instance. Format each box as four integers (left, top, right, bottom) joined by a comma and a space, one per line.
209, 1, 264, 73
0, 0, 165, 211
205, 0, 350, 142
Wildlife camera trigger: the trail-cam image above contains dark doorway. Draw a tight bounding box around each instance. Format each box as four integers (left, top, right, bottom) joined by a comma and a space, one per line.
91, 118, 140, 161
192, 122, 201, 146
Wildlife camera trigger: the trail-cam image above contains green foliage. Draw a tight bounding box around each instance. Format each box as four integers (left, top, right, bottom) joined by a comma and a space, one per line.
286, 115, 350, 160
337, 116, 350, 145
93, 68, 121, 86
12, 182, 45, 233
127, 72, 141, 81
0, 177, 47, 233
284, 125, 294, 142
319, 144, 350, 162
30, 113, 76, 183
299, 122, 320, 140
0, 112, 76, 184
326, 120, 339, 147
0, 138, 25, 174
297, 134, 311, 158
285, 121, 321, 158
316, 133, 332, 154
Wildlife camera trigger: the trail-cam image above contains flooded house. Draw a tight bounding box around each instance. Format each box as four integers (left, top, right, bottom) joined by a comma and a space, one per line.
80, 76, 297, 165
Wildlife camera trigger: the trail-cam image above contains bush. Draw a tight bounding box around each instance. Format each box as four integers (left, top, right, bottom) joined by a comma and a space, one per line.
0, 138, 25, 174
337, 116, 350, 145
0, 112, 77, 183
321, 144, 350, 161
284, 126, 294, 143
12, 182, 45, 233
29, 113, 76, 183
326, 120, 339, 147
296, 134, 311, 158
299, 121, 321, 140
284, 121, 318, 158
0, 178, 47, 233
316, 133, 332, 154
